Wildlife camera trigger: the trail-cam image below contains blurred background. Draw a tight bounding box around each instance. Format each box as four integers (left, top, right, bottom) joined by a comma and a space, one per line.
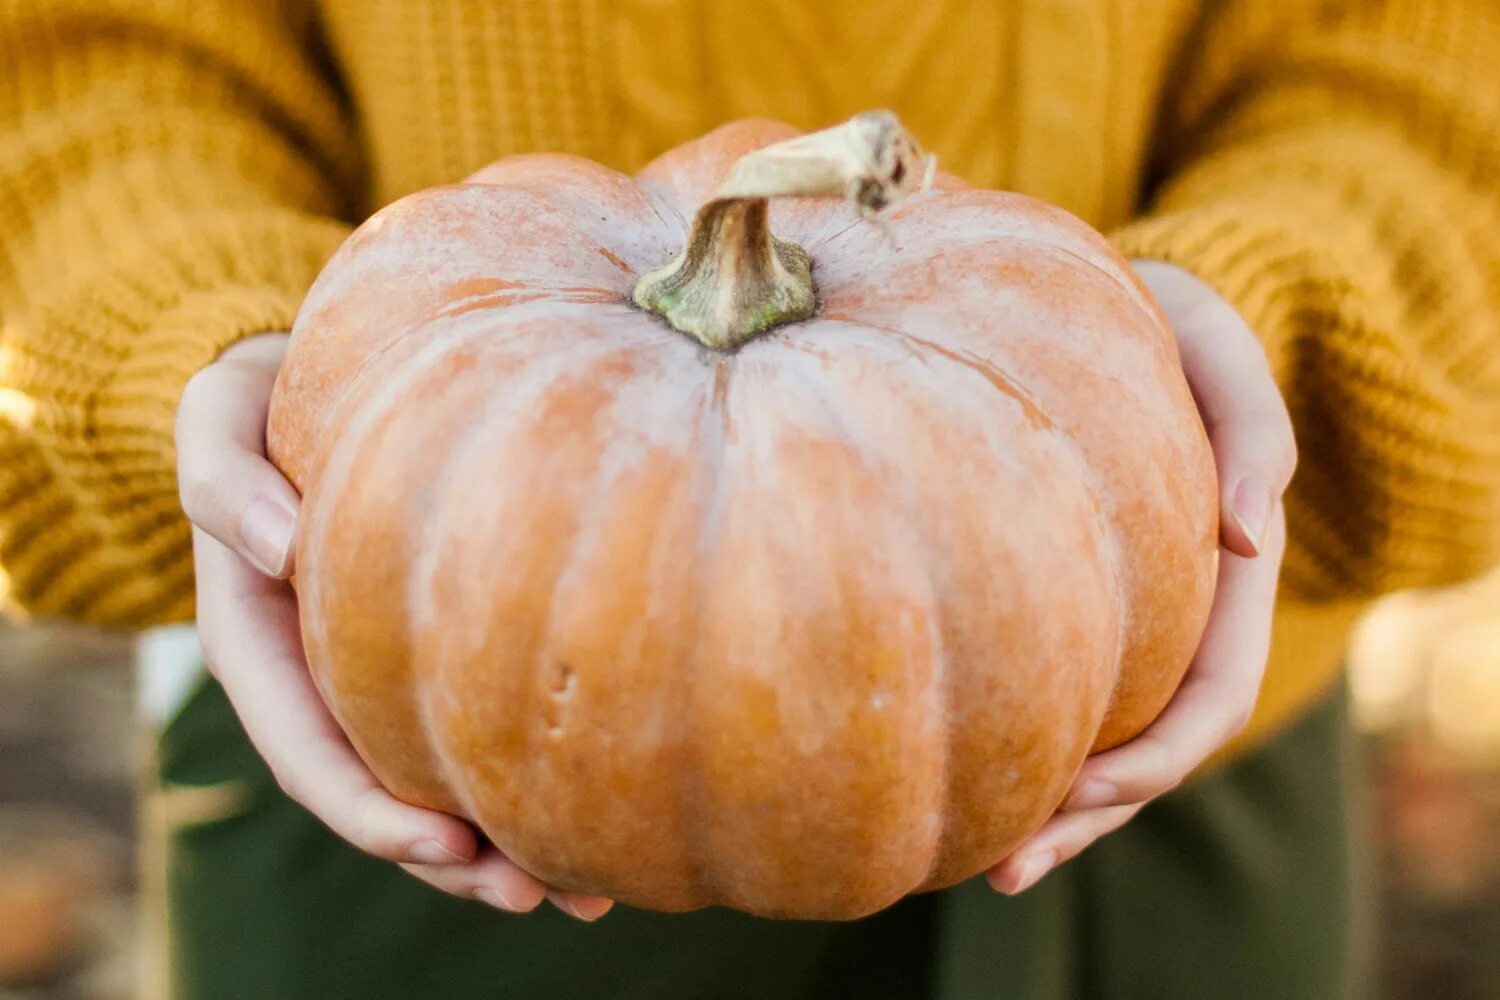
1, 570, 1498, 1000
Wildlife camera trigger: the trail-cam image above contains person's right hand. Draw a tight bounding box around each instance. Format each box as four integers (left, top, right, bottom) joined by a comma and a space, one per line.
175, 332, 613, 921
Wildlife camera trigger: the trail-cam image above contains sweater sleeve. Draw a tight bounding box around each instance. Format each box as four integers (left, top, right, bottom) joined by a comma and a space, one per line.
0, 0, 358, 626
1112, 0, 1500, 603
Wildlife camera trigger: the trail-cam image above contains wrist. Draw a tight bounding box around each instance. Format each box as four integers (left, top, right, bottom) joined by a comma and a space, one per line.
218, 331, 291, 364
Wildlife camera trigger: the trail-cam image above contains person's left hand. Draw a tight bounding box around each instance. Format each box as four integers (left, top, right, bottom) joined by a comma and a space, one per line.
988, 259, 1298, 895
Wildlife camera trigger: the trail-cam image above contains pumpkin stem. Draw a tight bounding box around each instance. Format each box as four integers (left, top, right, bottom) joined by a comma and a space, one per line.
633, 111, 927, 350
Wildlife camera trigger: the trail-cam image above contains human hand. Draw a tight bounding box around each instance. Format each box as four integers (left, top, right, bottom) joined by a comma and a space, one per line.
176, 332, 612, 920
989, 260, 1297, 894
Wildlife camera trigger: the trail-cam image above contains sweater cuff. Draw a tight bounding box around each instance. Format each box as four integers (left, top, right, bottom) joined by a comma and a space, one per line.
2, 214, 348, 625
101, 282, 310, 444
1109, 205, 1335, 366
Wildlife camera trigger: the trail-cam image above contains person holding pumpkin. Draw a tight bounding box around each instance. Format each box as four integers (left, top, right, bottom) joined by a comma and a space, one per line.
2, 0, 1496, 997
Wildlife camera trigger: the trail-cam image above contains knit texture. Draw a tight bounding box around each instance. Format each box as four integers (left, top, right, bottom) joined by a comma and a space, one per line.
2, 0, 1497, 755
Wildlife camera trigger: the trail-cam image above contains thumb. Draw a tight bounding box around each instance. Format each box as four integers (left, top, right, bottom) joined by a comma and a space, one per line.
175, 333, 301, 578
1132, 261, 1297, 558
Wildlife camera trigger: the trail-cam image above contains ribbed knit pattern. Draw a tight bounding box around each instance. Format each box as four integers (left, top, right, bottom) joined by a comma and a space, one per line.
2, 0, 1497, 753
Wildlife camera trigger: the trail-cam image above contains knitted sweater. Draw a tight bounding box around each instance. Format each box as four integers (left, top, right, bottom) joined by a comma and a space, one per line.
2, 0, 1497, 757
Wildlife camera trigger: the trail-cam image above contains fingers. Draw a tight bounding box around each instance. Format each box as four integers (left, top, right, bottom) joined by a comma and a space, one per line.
399, 849, 549, 913
546, 888, 616, 922
397, 853, 614, 920
196, 531, 608, 914
991, 505, 1285, 895
987, 262, 1298, 899
185, 334, 604, 916
1064, 503, 1287, 811
194, 527, 481, 867
1131, 260, 1297, 557
987, 804, 1143, 895
1196, 354, 1296, 558
175, 333, 301, 578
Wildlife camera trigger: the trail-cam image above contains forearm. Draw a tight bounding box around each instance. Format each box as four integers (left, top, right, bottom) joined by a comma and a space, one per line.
1113, 0, 1500, 601
0, 0, 358, 625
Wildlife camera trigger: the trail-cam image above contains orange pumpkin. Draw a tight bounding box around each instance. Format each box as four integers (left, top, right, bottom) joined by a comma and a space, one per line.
266, 112, 1217, 920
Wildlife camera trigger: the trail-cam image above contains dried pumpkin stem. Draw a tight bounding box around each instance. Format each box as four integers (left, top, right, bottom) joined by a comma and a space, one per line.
633, 110, 927, 350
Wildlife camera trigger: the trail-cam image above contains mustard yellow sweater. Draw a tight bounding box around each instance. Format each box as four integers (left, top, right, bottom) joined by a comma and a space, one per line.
2, 0, 1498, 756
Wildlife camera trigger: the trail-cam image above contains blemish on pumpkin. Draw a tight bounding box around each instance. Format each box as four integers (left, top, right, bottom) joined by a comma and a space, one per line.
439, 291, 552, 317
549, 662, 577, 699
598, 247, 633, 273
447, 277, 526, 299
542, 663, 576, 739
711, 360, 735, 444
824, 313, 1054, 431
437, 287, 619, 319
557, 286, 626, 305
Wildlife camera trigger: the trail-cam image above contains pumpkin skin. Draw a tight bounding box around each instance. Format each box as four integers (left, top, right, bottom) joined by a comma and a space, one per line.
266, 118, 1217, 921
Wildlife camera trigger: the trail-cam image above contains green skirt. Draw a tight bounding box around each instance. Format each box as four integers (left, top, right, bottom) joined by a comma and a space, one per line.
147, 681, 1370, 1000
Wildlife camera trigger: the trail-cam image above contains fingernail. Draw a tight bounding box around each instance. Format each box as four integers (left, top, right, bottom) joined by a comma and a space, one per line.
409, 839, 466, 865
1009, 851, 1057, 895
475, 886, 524, 913
557, 899, 591, 921
242, 497, 296, 575
557, 897, 610, 922
1065, 779, 1117, 810
1229, 478, 1272, 556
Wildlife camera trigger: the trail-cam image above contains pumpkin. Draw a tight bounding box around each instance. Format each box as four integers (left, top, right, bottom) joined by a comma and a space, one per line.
266, 112, 1217, 920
